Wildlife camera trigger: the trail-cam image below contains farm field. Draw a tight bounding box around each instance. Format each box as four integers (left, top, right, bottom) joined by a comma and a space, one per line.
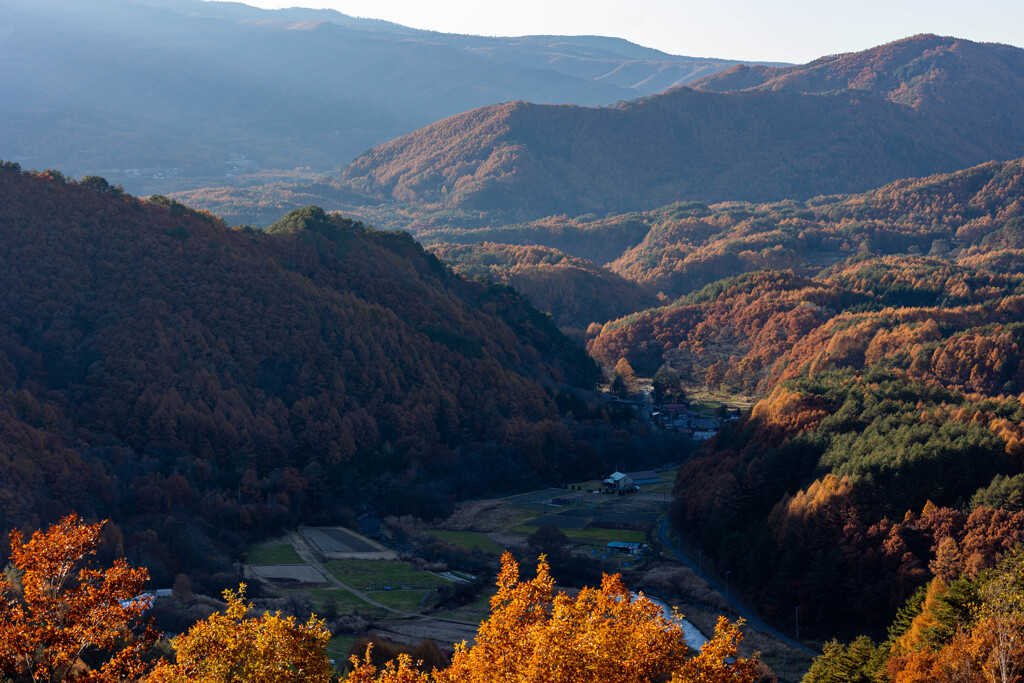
326, 559, 448, 591
247, 539, 303, 565
233, 474, 813, 675
248, 564, 329, 584
423, 530, 506, 554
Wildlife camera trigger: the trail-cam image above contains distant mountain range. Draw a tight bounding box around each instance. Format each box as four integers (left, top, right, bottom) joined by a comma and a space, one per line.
319, 35, 1024, 223
0, 0, 774, 194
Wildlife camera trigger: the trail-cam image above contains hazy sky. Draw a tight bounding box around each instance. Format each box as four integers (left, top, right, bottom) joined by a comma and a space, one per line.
235, 0, 1024, 63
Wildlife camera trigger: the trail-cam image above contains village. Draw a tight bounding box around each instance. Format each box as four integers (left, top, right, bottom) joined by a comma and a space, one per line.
212, 463, 811, 679
608, 392, 742, 441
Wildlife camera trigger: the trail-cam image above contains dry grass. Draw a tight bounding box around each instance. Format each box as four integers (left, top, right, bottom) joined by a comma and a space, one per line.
440, 500, 530, 532
641, 565, 731, 612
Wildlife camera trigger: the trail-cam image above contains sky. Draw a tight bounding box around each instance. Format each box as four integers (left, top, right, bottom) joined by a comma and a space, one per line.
234, 0, 1024, 63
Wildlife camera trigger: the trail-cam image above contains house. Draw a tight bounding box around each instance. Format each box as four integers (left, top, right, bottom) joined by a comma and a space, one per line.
603, 471, 634, 492
689, 416, 719, 431
624, 470, 659, 486
607, 541, 650, 555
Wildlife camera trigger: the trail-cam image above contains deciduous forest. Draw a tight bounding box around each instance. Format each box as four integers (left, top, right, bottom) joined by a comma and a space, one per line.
0, 164, 673, 589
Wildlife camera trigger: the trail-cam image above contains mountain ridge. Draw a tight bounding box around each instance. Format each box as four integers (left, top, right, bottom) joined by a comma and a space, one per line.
0, 0, 776, 195
187, 34, 1024, 227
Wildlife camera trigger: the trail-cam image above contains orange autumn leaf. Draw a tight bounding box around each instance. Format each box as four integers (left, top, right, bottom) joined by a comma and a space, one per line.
0, 513, 157, 682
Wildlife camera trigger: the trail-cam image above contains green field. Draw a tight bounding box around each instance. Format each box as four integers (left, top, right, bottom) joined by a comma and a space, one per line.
300, 588, 372, 613
367, 589, 433, 611
424, 530, 505, 554
564, 528, 648, 544
326, 559, 447, 590
327, 634, 357, 664
247, 538, 302, 565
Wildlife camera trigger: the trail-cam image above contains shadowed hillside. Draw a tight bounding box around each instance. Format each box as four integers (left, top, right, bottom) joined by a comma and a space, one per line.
428, 242, 659, 333
0, 163, 671, 586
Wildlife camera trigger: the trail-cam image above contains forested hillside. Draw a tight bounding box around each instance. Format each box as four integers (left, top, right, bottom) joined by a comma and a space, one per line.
428, 242, 658, 333
332, 90, 964, 221
0, 164, 664, 588
668, 256, 1024, 637
589, 157, 1024, 375
803, 546, 1024, 681
293, 36, 1024, 226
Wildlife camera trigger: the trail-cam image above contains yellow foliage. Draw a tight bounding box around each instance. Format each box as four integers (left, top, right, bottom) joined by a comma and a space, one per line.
148, 585, 334, 683
347, 647, 433, 683
893, 578, 947, 655
349, 553, 758, 683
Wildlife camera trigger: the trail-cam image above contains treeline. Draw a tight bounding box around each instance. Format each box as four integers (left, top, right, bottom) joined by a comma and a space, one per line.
0, 164, 671, 587
802, 544, 1024, 682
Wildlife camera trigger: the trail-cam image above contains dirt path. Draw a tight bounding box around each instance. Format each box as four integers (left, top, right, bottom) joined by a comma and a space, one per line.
286, 530, 481, 631
286, 530, 405, 614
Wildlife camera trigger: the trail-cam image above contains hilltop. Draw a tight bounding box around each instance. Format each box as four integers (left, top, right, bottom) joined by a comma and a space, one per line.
691, 33, 1024, 157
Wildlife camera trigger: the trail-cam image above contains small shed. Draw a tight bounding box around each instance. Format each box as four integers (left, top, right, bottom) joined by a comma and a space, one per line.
603, 471, 634, 491
624, 470, 659, 486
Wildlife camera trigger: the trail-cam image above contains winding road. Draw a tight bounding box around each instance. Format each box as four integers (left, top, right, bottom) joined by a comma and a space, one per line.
657, 518, 816, 656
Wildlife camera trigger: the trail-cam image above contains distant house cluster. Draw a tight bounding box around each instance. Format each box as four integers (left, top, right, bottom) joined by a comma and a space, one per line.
650, 402, 738, 440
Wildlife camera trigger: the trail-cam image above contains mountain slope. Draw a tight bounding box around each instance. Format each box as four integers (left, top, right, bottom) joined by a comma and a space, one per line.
589, 156, 1024, 376
0, 163, 668, 584
667, 254, 1024, 637
427, 242, 659, 332
692, 34, 1024, 158
327, 36, 1024, 224
0, 0, 767, 195
336, 88, 969, 219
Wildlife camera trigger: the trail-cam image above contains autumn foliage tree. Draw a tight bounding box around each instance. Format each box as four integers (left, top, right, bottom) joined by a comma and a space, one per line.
808, 546, 1024, 683
147, 585, 334, 683
348, 553, 758, 683
0, 513, 157, 682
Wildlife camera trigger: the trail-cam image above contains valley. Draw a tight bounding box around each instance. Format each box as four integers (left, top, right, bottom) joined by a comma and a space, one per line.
233, 470, 814, 679
3, 2, 1024, 680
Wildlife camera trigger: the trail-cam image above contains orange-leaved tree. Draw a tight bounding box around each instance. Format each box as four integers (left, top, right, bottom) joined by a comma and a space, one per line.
0, 512, 157, 682
147, 584, 334, 683
348, 552, 758, 683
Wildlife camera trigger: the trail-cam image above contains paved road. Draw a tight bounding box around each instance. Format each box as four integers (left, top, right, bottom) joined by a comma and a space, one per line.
657, 518, 816, 656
